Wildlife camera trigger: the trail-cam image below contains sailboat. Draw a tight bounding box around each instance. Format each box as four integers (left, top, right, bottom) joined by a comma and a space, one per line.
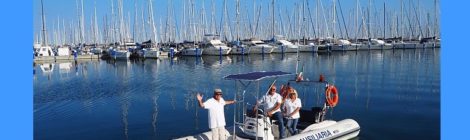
243, 38, 274, 54
179, 0, 203, 56
111, 0, 131, 59
34, 0, 54, 59
140, 0, 160, 59
201, 34, 231, 56
271, 35, 299, 53
179, 41, 203, 56
330, 39, 358, 51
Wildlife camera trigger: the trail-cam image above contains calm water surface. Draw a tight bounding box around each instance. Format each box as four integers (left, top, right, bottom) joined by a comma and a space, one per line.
34, 49, 440, 140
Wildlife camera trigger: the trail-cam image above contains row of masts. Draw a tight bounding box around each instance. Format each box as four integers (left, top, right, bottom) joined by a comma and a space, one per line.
35, 0, 440, 48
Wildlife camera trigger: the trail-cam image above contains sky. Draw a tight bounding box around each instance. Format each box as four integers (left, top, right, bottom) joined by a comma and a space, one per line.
33, 0, 439, 42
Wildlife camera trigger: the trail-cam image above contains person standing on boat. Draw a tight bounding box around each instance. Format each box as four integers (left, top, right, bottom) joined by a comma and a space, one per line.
196, 88, 236, 140
283, 89, 302, 135
255, 85, 286, 139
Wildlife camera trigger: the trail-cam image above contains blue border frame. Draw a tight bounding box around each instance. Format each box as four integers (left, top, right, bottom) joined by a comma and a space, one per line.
0, 0, 33, 140
441, 0, 470, 140
0, 0, 468, 140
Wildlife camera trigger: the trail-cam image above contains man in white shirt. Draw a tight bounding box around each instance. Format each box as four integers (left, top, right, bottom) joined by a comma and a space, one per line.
197, 88, 236, 140
254, 85, 286, 139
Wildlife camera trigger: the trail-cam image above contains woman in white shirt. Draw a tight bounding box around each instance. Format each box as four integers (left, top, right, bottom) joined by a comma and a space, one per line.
283, 89, 302, 135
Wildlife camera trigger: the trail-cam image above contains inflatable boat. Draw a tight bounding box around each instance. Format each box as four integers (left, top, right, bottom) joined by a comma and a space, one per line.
176, 71, 360, 140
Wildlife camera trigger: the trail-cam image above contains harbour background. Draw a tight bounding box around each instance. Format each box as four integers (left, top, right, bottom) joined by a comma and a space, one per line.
34, 49, 440, 140
33, 0, 440, 61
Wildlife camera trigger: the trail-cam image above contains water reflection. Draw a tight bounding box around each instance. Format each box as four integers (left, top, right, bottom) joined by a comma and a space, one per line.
59, 62, 72, 73
39, 63, 54, 74
152, 94, 159, 137
121, 94, 129, 140
34, 49, 440, 140
179, 56, 203, 67
202, 56, 232, 68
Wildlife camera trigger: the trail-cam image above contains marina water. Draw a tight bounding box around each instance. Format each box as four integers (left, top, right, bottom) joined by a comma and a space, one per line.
34, 49, 440, 140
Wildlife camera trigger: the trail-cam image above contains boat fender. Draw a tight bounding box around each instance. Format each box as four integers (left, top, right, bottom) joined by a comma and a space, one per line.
325, 85, 339, 107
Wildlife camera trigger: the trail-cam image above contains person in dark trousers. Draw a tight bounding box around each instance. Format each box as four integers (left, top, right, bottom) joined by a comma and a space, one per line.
254, 85, 286, 139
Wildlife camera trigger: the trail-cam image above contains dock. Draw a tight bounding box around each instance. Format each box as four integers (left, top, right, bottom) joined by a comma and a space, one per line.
34, 55, 101, 62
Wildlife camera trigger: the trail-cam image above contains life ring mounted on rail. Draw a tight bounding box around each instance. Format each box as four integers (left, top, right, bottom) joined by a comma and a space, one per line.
325, 85, 339, 107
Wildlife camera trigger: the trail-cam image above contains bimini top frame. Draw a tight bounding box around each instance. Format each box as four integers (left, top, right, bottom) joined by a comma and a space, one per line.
224, 71, 294, 140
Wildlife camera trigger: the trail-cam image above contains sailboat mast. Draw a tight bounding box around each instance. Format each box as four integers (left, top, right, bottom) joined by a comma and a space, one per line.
253, 0, 256, 37
368, 0, 371, 39
57, 17, 61, 46
236, 0, 240, 41
40, 0, 47, 46
141, 4, 146, 41
80, 0, 85, 44
383, 2, 386, 40
63, 19, 67, 45
302, 0, 306, 43
191, 0, 196, 42
149, 0, 158, 46
333, 0, 336, 39
272, 0, 275, 38
401, 0, 403, 41
94, 0, 98, 45
133, 0, 138, 42
182, 0, 186, 40
119, 0, 124, 45
434, 0, 438, 38
316, 0, 319, 38
212, 0, 215, 34
356, 0, 359, 40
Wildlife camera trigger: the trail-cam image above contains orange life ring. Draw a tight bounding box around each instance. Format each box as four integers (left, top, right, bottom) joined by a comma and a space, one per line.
325, 85, 339, 107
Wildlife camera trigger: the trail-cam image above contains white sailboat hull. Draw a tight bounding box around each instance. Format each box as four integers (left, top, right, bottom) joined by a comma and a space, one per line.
112, 50, 131, 59
180, 48, 203, 56
357, 44, 392, 50
250, 45, 274, 54
393, 42, 416, 49
230, 46, 251, 55
202, 47, 231, 56
422, 42, 439, 48
330, 45, 358, 51
369, 44, 384, 50
90, 48, 103, 54
57, 47, 71, 56
142, 49, 160, 58
298, 44, 318, 52
272, 45, 299, 53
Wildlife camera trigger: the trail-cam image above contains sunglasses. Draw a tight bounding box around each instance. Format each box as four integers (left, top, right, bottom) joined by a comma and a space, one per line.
215, 93, 223, 95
